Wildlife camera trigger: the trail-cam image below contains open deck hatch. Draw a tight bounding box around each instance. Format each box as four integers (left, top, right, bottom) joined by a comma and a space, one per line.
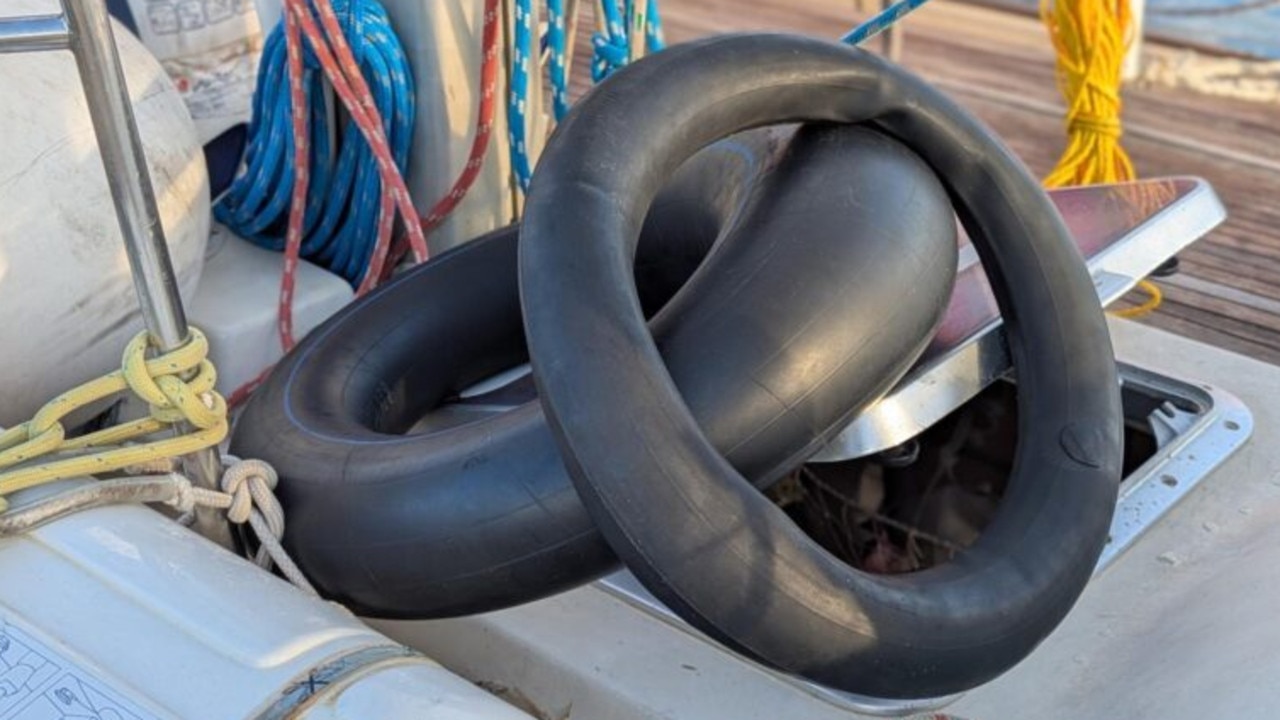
598, 177, 1253, 715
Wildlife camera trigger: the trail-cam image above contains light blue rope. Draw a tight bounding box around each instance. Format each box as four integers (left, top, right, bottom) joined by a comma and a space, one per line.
547, 0, 571, 121
508, 0, 665, 193
506, 0, 924, 196
214, 0, 415, 286
841, 0, 933, 46
591, 0, 663, 83
508, 0, 537, 191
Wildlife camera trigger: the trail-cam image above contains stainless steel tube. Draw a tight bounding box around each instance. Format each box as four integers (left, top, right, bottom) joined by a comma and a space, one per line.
62, 0, 233, 548
63, 0, 188, 350
0, 15, 70, 54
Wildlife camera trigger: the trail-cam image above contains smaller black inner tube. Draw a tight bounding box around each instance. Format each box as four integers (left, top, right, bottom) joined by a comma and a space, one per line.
231, 123, 957, 620
519, 33, 1122, 700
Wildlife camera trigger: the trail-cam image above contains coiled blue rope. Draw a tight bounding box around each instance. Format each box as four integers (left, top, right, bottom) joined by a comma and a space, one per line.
508, 0, 664, 193
214, 0, 415, 286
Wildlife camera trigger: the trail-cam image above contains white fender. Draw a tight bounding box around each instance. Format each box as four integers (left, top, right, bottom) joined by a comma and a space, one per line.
0, 0, 209, 427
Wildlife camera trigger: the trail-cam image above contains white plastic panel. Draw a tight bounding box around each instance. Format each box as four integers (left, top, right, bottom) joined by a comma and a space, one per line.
188, 226, 353, 396
0, 481, 530, 720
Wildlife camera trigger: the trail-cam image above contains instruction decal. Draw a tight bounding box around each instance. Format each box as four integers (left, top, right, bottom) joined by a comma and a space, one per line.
125, 0, 266, 143
0, 621, 157, 720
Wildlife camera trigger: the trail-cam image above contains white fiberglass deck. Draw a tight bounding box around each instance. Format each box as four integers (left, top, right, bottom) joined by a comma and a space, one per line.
375, 316, 1276, 719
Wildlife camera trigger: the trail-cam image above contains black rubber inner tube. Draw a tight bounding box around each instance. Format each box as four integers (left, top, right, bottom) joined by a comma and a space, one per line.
231, 123, 957, 618
519, 33, 1123, 699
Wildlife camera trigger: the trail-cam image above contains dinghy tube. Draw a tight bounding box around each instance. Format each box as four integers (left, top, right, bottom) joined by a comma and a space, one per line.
232, 123, 958, 618
519, 34, 1123, 699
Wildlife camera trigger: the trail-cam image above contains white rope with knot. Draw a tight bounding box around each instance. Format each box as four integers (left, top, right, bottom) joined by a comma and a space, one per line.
0, 460, 317, 596
166, 458, 317, 596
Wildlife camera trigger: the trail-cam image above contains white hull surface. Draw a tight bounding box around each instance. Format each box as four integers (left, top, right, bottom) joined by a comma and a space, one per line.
0, 480, 532, 719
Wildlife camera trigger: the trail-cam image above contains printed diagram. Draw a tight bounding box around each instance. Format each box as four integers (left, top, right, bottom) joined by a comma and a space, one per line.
0, 628, 60, 718
31, 676, 140, 720
145, 0, 255, 35
0, 624, 148, 720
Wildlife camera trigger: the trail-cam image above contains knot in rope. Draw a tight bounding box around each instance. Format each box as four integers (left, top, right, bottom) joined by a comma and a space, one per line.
221, 459, 282, 530
0, 328, 228, 512
590, 32, 629, 83
0, 462, 317, 597
1066, 111, 1123, 139
590, 0, 665, 84
217, 458, 313, 592
121, 329, 226, 428
168, 473, 199, 516
155, 460, 314, 594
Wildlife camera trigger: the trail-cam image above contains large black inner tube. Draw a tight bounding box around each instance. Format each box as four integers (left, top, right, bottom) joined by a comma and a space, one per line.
520, 34, 1122, 699
231, 123, 957, 618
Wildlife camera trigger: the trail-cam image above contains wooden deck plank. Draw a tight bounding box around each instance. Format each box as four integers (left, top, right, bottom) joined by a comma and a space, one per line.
567, 0, 1280, 366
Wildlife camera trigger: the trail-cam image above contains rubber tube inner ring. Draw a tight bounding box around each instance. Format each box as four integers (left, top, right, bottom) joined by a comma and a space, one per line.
519, 33, 1122, 699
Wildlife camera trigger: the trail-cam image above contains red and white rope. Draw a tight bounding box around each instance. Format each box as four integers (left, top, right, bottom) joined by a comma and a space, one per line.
278, 7, 309, 352
229, 0, 501, 408
386, 0, 502, 276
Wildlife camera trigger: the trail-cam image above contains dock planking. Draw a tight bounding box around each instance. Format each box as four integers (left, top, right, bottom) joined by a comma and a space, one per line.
566, 0, 1280, 364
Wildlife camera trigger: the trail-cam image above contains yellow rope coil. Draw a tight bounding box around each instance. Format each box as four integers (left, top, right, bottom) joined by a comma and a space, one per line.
0, 329, 228, 512
1041, 0, 1136, 188
1042, 0, 1164, 316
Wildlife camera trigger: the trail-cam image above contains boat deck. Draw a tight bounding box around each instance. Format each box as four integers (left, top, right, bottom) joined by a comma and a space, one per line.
573, 0, 1280, 364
